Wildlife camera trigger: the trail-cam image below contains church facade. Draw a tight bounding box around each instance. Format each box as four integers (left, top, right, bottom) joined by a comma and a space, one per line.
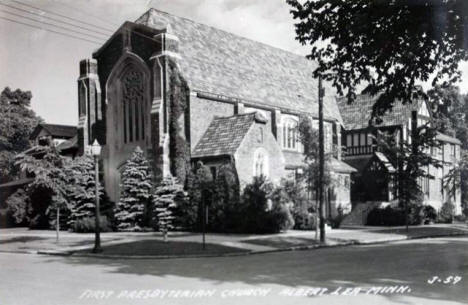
76, 8, 354, 215
76, 8, 461, 218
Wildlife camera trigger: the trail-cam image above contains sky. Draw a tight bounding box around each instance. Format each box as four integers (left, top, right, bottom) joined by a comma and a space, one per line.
0, 0, 467, 125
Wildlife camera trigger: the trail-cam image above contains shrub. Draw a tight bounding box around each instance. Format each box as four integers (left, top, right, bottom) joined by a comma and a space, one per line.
367, 206, 406, 226
185, 162, 213, 231
153, 177, 187, 241
6, 188, 29, 226
454, 214, 467, 222
328, 205, 347, 228
267, 201, 295, 232
27, 185, 54, 229
72, 216, 112, 233
280, 178, 313, 230
421, 205, 437, 224
293, 209, 317, 230
209, 162, 240, 232
438, 201, 455, 223
236, 176, 294, 234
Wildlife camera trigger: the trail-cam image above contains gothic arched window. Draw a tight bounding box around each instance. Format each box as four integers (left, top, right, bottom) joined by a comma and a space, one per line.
253, 148, 269, 177
122, 67, 146, 143
282, 118, 298, 150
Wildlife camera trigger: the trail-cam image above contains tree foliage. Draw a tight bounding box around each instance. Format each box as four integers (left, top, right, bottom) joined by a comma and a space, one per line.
298, 116, 333, 195
377, 123, 441, 211
0, 87, 41, 182
287, 0, 468, 121
153, 176, 187, 241
66, 154, 107, 228
15, 146, 70, 229
6, 188, 29, 225
114, 146, 153, 231
428, 86, 468, 143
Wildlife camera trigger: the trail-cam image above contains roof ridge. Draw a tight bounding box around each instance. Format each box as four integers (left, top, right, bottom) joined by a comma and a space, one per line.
145, 8, 311, 61
213, 112, 256, 120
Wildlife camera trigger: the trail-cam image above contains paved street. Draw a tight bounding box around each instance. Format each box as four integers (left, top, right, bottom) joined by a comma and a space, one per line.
1, 237, 467, 305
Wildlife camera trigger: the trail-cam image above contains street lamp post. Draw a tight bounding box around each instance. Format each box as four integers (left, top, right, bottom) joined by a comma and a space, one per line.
91, 139, 102, 253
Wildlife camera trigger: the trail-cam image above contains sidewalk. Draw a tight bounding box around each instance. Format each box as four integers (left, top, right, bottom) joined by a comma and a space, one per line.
0, 224, 467, 258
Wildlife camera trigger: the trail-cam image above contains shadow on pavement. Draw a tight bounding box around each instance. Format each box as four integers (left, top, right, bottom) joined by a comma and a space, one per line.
43, 237, 468, 304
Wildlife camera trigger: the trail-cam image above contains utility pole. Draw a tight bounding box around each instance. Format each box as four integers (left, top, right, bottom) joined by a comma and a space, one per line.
318, 76, 325, 243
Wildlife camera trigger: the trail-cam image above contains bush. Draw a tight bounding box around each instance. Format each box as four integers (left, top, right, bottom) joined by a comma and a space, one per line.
6, 188, 29, 226
152, 177, 187, 240
328, 205, 347, 228
237, 176, 294, 234
421, 205, 437, 224
72, 216, 112, 233
367, 206, 406, 226
267, 201, 295, 232
27, 185, 54, 229
438, 201, 455, 223
293, 209, 317, 230
454, 214, 467, 223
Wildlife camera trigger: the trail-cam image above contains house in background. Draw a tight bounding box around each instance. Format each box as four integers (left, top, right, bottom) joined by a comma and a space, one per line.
337, 94, 462, 220
0, 123, 79, 227
75, 8, 355, 216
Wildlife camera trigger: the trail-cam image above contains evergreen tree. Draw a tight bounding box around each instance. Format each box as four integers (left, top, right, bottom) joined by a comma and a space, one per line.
114, 146, 153, 231
153, 176, 186, 241
66, 154, 106, 229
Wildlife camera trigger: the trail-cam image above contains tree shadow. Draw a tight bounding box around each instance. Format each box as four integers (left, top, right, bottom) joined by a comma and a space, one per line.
42, 238, 468, 304
0, 236, 48, 244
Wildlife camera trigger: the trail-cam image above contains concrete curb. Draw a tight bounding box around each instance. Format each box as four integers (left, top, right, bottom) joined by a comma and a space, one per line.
7, 231, 468, 260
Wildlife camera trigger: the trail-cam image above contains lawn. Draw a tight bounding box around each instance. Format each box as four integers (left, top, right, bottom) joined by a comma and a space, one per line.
78, 239, 249, 256
374, 226, 468, 238
242, 236, 319, 248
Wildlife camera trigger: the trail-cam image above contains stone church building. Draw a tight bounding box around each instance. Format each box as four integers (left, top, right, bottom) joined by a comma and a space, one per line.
77, 8, 354, 215
76, 8, 461, 217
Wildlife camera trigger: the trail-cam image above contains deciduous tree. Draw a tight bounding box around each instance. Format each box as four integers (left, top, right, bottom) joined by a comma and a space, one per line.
287, 0, 468, 120
0, 87, 41, 182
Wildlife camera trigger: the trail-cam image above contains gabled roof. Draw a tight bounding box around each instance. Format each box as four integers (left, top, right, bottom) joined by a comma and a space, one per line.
373, 152, 396, 173
135, 9, 342, 124
56, 135, 79, 152
329, 158, 357, 173
337, 94, 422, 130
30, 123, 77, 140
436, 132, 461, 145
344, 156, 372, 173
192, 113, 263, 158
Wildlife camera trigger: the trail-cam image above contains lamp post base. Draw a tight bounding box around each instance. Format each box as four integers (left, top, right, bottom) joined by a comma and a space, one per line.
92, 246, 102, 253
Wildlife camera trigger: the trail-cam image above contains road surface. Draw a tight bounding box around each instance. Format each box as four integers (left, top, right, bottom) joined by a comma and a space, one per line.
1, 237, 467, 305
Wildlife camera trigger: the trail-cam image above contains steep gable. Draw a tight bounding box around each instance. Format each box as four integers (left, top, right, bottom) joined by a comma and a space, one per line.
192, 113, 261, 158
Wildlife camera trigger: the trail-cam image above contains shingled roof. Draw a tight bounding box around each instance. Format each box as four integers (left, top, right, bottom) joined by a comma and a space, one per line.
192, 113, 262, 158
337, 94, 421, 130
436, 132, 462, 145
30, 123, 77, 140
135, 9, 342, 123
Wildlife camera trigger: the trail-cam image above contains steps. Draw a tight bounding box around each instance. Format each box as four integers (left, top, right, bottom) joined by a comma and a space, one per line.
341, 202, 384, 226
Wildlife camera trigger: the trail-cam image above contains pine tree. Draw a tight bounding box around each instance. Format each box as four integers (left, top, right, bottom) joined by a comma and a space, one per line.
114, 146, 153, 231
66, 154, 105, 229
153, 176, 186, 241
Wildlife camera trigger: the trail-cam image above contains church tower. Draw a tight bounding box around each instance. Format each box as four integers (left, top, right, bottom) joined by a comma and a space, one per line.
77, 58, 102, 155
